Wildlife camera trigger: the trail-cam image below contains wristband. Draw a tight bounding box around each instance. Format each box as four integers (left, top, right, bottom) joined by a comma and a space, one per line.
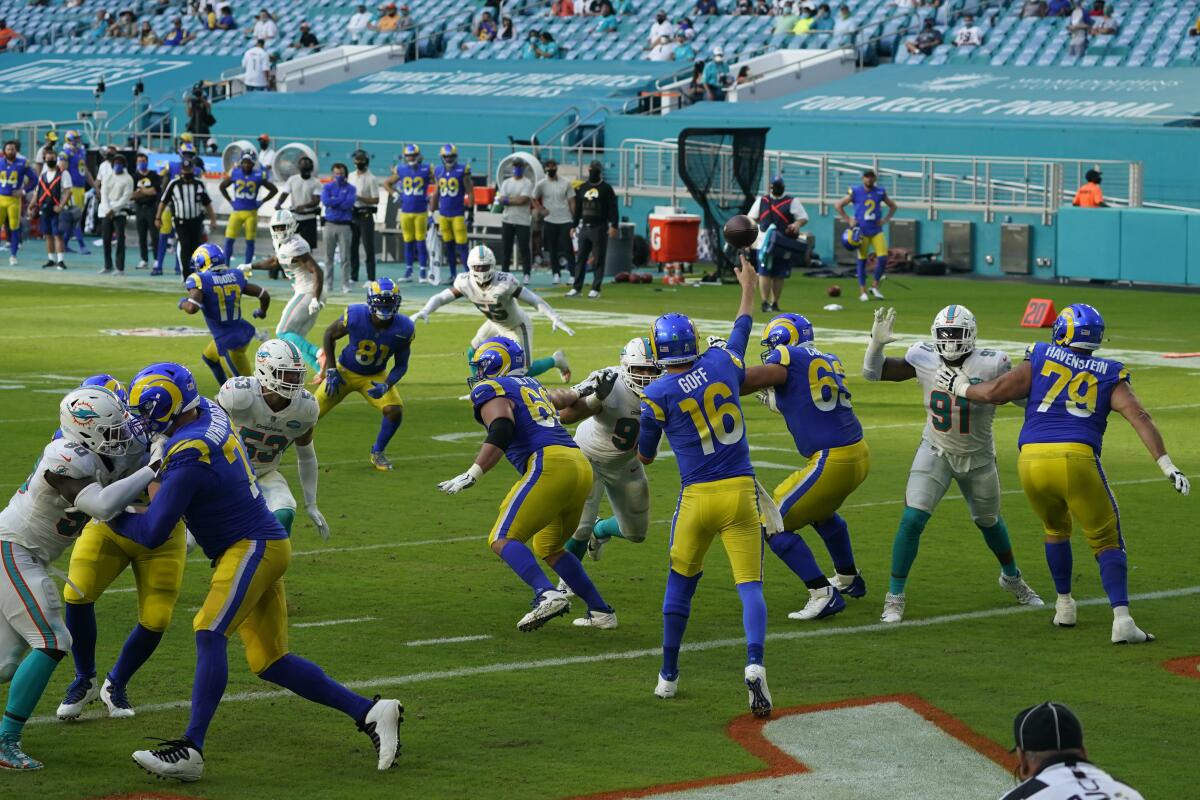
584, 393, 603, 411
467, 464, 484, 481
1157, 455, 1178, 477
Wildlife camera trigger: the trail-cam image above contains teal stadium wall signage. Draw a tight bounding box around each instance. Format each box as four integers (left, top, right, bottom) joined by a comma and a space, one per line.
0, 56, 200, 94
348, 64, 662, 102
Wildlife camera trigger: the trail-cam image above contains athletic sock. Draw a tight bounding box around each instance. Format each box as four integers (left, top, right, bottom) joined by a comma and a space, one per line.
1096, 548, 1129, 608
456, 243, 469, 272
416, 241, 428, 267
54, 251, 63, 264
873, 255, 888, 284
593, 517, 625, 541
855, 258, 866, 288
549, 552, 612, 613
889, 506, 930, 595
0, 649, 62, 737
280, 331, 321, 371
736, 581, 766, 666
258, 653, 372, 721
273, 508, 295, 533
223, 238, 235, 263
201, 355, 226, 386
184, 630, 229, 751
64, 602, 97, 680
1044, 540, 1073, 595
404, 241, 416, 269
372, 415, 401, 454
813, 514, 856, 576
661, 570, 701, 680
9, 229, 19, 256
498, 539, 553, 595
979, 519, 1020, 577
444, 240, 457, 272
109, 624, 164, 687
527, 356, 556, 378
767, 531, 828, 588
563, 537, 588, 560
155, 233, 169, 270
244, 241, 255, 264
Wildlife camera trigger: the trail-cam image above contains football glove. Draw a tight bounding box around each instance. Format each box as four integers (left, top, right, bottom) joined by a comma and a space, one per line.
324, 368, 343, 397
935, 366, 971, 398
252, 307, 266, 319
870, 307, 898, 348
1158, 456, 1191, 496
593, 368, 618, 401
307, 297, 324, 315
551, 316, 575, 336
147, 434, 169, 471
756, 387, 780, 414
306, 504, 331, 540
413, 308, 430, 324
438, 464, 484, 494
236, 263, 253, 275
367, 381, 389, 399
706, 335, 728, 350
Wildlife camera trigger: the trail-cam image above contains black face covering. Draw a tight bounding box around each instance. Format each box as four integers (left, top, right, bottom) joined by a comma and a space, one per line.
300, 167, 312, 178
588, 168, 601, 181
771, 183, 785, 197
355, 161, 368, 170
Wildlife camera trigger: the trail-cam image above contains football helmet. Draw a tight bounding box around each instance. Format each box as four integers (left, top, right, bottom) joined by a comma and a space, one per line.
760, 313, 814, 359
65, 130, 80, 144
240, 149, 257, 165
440, 143, 457, 166
269, 208, 298, 248
128, 362, 200, 436
651, 313, 699, 366
60, 387, 144, 457
932, 304, 977, 361
191, 242, 226, 273
366, 278, 401, 321
841, 226, 863, 251
255, 339, 307, 399
179, 142, 196, 156
80, 373, 129, 405
469, 337, 526, 387
1052, 303, 1105, 351
467, 245, 497, 286
403, 143, 421, 166
619, 337, 660, 392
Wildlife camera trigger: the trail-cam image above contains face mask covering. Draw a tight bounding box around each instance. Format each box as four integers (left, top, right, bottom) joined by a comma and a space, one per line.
589, 168, 601, 181
137, 163, 148, 173
547, 168, 557, 177
335, 175, 347, 185
512, 166, 524, 178
355, 161, 368, 170
114, 164, 126, 174
771, 183, 784, 197
300, 168, 312, 178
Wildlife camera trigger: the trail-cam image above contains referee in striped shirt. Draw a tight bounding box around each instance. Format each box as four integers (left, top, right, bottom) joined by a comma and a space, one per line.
156, 156, 215, 279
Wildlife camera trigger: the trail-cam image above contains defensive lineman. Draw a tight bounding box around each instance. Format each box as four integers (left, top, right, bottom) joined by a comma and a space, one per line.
246, 209, 326, 371
862, 306, 1042, 623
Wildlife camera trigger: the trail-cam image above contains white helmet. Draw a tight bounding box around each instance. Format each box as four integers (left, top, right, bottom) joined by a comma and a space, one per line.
269, 208, 297, 248
59, 386, 144, 456
931, 304, 977, 361
254, 339, 307, 399
619, 336, 661, 393
467, 244, 497, 286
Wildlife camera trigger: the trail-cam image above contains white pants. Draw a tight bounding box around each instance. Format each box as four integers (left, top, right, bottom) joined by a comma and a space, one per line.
904, 440, 1002, 527
258, 470, 297, 514
472, 319, 533, 358
0, 540, 70, 681
572, 456, 651, 543
275, 290, 321, 338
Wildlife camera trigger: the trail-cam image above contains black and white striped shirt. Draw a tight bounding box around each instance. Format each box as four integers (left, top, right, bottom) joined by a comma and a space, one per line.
161, 176, 211, 221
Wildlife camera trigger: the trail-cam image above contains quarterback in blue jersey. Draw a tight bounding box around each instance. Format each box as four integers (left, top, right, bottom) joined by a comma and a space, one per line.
0, 140, 38, 265
319, 278, 413, 470
941, 304, 1190, 644
383, 144, 436, 282
835, 169, 897, 302
438, 336, 618, 631
430, 144, 474, 281
740, 312, 870, 621
179, 243, 270, 384
637, 259, 771, 717
109, 363, 402, 782
219, 150, 277, 265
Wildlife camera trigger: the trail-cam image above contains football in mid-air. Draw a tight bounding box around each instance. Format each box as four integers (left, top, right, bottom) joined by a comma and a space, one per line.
828, 284, 842, 297
723, 215, 757, 249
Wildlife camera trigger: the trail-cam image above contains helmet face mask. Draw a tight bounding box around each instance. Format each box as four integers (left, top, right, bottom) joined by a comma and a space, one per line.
467, 245, 497, 286
366, 279, 401, 321
60, 387, 146, 457
440, 144, 457, 166
128, 362, 200, 437
759, 313, 814, 361
932, 305, 978, 361
403, 144, 421, 166
269, 208, 297, 247
620, 337, 661, 393
255, 339, 307, 399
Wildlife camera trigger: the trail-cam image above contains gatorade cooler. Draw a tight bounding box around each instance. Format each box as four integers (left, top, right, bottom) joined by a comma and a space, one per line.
648, 208, 700, 264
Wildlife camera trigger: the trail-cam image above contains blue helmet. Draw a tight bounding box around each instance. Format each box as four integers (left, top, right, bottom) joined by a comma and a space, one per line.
128, 362, 200, 436
179, 142, 196, 156
841, 226, 863, 251
403, 143, 421, 165
80, 373, 129, 405
1052, 303, 1105, 351
760, 313, 814, 357
366, 278, 401, 320
440, 143, 457, 165
191, 242, 226, 272
651, 313, 699, 366
469, 337, 525, 387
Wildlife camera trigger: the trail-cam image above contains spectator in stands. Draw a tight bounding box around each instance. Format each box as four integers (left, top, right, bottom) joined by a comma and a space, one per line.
906, 17, 943, 54
109, 11, 139, 39
676, 16, 696, 38
1067, 1, 1089, 56
648, 35, 673, 60
648, 9, 674, 47
1073, 169, 1107, 207
1090, 2, 1117, 35
953, 13, 982, 47
216, 5, 237, 29
811, 5, 834, 30
348, 4, 373, 41
131, 153, 161, 271
1046, 0, 1071, 16
99, 154, 133, 275
474, 10, 497, 41
500, 15, 516, 39
735, 65, 752, 85
163, 16, 194, 45
702, 46, 730, 100
320, 162, 356, 292
596, 3, 619, 34
755, 0, 772, 14
0, 19, 23, 51
687, 59, 705, 103
538, 31, 561, 57
774, 4, 799, 33
348, 149, 380, 284
693, 0, 719, 15
833, 4, 855, 44
398, 5, 415, 32
1021, 0, 1048, 17
736, 0, 754, 15
521, 29, 541, 57
204, 4, 218, 29
792, 8, 816, 33
615, 0, 637, 14
247, 9, 278, 41
552, 0, 575, 17
497, 160, 534, 283
291, 21, 320, 50
673, 31, 696, 60
277, 156, 321, 250
373, 3, 400, 34
242, 39, 272, 91
139, 21, 162, 46
88, 11, 111, 40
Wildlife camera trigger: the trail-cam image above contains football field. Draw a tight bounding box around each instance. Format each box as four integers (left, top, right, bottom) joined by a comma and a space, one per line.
0, 269, 1196, 799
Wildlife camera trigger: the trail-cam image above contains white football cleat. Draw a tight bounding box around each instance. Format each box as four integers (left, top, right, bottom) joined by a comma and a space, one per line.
869, 287, 885, 300
517, 589, 570, 632
56, 675, 99, 721
787, 586, 845, 621
654, 673, 678, 699
880, 592, 906, 623
1112, 615, 1155, 645
587, 289, 600, 298
101, 676, 135, 718
553, 349, 571, 383
1000, 573, 1044, 606
555, 577, 575, 599
132, 738, 204, 782
552, 273, 561, 285
859, 292, 869, 302
1053, 594, 1077, 628
564, 288, 580, 297
572, 609, 618, 629
8, 255, 17, 266
358, 697, 403, 770
744, 664, 772, 718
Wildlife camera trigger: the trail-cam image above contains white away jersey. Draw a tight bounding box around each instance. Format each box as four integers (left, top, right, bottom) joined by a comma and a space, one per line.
574, 373, 644, 465
277, 234, 319, 295
218, 376, 319, 475
905, 342, 1011, 469
453, 271, 529, 330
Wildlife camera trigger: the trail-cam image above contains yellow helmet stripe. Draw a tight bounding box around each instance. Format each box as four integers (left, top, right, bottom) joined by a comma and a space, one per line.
129, 377, 183, 423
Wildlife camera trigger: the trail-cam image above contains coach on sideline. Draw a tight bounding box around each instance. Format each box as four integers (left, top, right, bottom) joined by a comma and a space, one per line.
566, 159, 618, 299
156, 156, 215, 279
1002, 702, 1143, 800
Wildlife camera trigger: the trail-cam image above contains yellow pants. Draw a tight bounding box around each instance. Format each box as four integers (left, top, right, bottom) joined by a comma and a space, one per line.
194, 538, 291, 674
400, 211, 428, 243
1017, 442, 1122, 554
203, 339, 252, 378
670, 475, 763, 584
488, 446, 593, 559
71, 187, 85, 209
64, 520, 187, 633
774, 439, 870, 531
317, 365, 403, 417
159, 207, 173, 235
439, 214, 469, 245
856, 231, 888, 259
0, 195, 20, 230
225, 209, 259, 240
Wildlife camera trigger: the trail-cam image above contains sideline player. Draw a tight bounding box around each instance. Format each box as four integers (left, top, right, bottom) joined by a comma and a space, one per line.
863, 305, 1042, 624
437, 336, 618, 631
319, 278, 413, 471
219, 149, 277, 266
413, 245, 574, 381
637, 259, 771, 717
835, 169, 896, 302
0, 140, 37, 266
180, 243, 270, 385
217, 339, 329, 539
108, 364, 401, 782
430, 143, 473, 282
740, 312, 869, 621
939, 303, 1190, 643
61, 131, 92, 255
0, 386, 161, 769
383, 144, 434, 282
246, 209, 326, 370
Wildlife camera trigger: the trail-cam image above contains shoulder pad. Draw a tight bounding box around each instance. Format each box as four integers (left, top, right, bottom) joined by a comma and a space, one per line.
764, 345, 789, 367
1117, 365, 1131, 384
905, 342, 937, 367
297, 390, 320, 423
1024, 342, 1041, 362
470, 379, 510, 408
640, 395, 667, 423
184, 273, 202, 291
217, 378, 257, 413
41, 439, 99, 480
278, 236, 310, 261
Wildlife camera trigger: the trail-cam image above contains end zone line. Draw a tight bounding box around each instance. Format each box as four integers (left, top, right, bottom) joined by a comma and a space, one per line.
30, 585, 1199, 726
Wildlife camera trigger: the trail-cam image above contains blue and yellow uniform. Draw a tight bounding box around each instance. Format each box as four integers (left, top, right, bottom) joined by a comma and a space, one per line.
224, 163, 267, 262
847, 183, 889, 259
434, 161, 471, 246
471, 374, 593, 558
0, 154, 36, 232
319, 302, 414, 417
395, 160, 434, 244
185, 267, 257, 378
64, 143, 88, 208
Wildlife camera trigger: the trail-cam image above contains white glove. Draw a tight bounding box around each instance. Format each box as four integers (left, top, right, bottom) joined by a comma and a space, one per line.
148, 434, 168, 470
307, 297, 325, 315
438, 464, 484, 494
551, 315, 575, 336
756, 388, 780, 414
870, 307, 898, 348
706, 335, 728, 350
935, 366, 971, 398
236, 262, 253, 274
184, 528, 198, 555
1158, 456, 1190, 496
306, 504, 331, 540
413, 308, 430, 324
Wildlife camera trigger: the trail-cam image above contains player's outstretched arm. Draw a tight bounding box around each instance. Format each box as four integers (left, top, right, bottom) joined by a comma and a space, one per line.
413, 287, 460, 323
251, 255, 280, 270
109, 464, 207, 549
244, 281, 270, 318
945, 360, 1031, 405
552, 369, 618, 423
862, 307, 915, 382
44, 459, 160, 523
518, 287, 573, 336
1111, 381, 1190, 495
293, 428, 331, 539
438, 398, 512, 493
179, 283, 205, 315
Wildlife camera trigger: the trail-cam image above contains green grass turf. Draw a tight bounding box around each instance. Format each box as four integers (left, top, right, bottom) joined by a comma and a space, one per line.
0, 272, 1196, 799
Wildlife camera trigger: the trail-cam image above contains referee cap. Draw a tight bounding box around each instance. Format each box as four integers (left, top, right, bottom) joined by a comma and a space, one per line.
1012, 702, 1084, 753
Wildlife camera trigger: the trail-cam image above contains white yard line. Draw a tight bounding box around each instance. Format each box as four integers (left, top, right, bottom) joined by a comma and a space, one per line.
293, 617, 379, 629
405, 634, 493, 647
